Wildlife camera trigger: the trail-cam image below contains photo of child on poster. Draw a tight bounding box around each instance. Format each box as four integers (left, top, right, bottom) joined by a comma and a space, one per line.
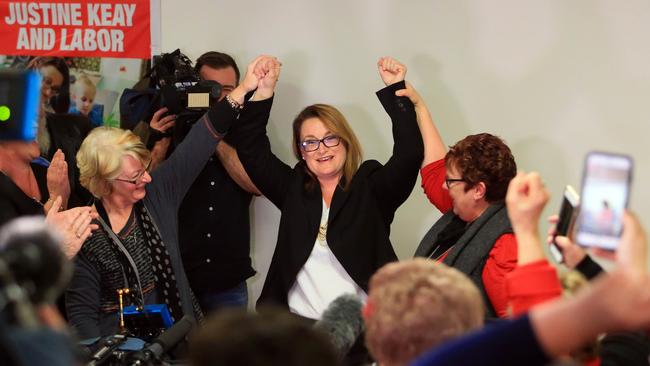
0, 55, 147, 128
0, 0, 153, 128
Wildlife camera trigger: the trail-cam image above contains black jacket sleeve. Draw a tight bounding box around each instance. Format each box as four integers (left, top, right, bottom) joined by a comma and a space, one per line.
228, 96, 294, 209
369, 81, 424, 216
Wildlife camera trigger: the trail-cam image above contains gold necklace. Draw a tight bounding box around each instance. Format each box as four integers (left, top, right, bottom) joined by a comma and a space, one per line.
318, 222, 328, 246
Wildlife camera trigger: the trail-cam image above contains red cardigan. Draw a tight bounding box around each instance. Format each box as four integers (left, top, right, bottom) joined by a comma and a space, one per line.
421, 159, 518, 318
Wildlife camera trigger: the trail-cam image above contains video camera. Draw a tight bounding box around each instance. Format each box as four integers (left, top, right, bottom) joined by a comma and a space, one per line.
120, 49, 221, 148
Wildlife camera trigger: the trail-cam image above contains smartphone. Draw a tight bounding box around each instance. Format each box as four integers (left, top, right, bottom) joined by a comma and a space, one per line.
574, 151, 633, 251
550, 185, 580, 262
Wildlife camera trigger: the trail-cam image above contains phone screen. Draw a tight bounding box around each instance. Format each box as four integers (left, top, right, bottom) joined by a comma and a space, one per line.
575, 152, 633, 250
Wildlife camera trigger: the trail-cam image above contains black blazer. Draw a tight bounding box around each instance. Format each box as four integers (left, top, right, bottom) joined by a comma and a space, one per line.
232, 81, 423, 309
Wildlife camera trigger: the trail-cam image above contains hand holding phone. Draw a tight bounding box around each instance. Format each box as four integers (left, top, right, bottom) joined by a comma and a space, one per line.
549, 185, 580, 262
575, 151, 633, 251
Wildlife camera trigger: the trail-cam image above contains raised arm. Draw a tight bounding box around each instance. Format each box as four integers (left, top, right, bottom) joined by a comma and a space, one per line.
148, 57, 260, 208
505, 172, 562, 316
215, 141, 261, 196
506, 172, 549, 265
369, 57, 424, 213
228, 56, 294, 208
395, 82, 446, 167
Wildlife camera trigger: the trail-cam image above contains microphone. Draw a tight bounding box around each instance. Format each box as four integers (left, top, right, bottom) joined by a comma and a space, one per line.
314, 293, 365, 358
128, 315, 195, 365
0, 216, 72, 304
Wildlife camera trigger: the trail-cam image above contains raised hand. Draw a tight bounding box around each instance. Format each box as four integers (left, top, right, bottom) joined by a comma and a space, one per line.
605, 211, 647, 274
377, 57, 407, 86
149, 107, 176, 133
505, 172, 550, 265
253, 56, 281, 100
228, 55, 268, 104
46, 149, 70, 211
506, 172, 549, 236
45, 196, 98, 259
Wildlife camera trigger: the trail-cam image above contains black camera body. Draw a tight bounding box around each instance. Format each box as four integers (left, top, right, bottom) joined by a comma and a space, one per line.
120, 49, 221, 147
151, 49, 221, 146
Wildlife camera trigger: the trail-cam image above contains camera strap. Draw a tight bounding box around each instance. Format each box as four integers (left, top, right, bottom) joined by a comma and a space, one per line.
96, 216, 146, 310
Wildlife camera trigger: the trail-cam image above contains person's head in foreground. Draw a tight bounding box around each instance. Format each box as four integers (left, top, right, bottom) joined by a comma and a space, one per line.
189, 307, 340, 366
364, 258, 484, 366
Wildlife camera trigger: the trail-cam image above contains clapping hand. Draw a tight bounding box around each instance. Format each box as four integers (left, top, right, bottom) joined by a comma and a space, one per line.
46, 149, 70, 211
45, 196, 98, 259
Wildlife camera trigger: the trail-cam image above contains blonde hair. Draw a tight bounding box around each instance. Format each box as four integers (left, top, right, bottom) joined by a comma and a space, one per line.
364, 259, 484, 366
73, 74, 97, 96
292, 104, 362, 191
77, 127, 151, 198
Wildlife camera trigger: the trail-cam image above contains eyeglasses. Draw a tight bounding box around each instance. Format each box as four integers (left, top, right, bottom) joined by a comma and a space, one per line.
41, 76, 61, 97
300, 135, 341, 152
445, 178, 465, 189
113, 161, 152, 185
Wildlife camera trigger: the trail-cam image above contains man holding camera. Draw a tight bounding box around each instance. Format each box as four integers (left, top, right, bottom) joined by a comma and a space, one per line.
149, 51, 260, 313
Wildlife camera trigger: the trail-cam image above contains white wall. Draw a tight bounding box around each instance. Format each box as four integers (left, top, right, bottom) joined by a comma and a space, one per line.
161, 0, 650, 304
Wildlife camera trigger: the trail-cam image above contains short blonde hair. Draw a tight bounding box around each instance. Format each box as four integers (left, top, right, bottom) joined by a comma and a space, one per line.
77, 127, 151, 198
73, 74, 97, 96
364, 259, 484, 366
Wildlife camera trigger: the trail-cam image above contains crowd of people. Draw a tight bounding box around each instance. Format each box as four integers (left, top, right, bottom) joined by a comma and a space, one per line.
0, 52, 648, 366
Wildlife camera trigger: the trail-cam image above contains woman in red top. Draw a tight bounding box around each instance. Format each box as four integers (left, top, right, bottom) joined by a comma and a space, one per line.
396, 78, 518, 318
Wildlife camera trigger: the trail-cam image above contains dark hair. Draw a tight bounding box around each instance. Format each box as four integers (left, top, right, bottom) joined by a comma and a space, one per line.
27, 56, 71, 113
194, 51, 240, 84
445, 133, 516, 202
190, 307, 340, 366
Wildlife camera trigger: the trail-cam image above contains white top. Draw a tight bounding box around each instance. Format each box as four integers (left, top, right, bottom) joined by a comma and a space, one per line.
288, 200, 367, 319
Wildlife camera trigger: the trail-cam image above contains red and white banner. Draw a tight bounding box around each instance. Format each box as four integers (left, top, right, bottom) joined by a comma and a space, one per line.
0, 0, 151, 59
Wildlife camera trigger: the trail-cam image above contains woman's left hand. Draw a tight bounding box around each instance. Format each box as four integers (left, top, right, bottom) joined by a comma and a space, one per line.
377, 56, 407, 86
47, 149, 70, 210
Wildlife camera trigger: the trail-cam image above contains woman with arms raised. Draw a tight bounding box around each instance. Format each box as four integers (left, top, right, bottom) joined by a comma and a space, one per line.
232, 56, 423, 319
65, 56, 261, 339
399, 81, 518, 319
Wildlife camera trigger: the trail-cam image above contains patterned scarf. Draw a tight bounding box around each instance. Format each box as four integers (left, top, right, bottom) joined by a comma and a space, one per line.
135, 203, 205, 323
